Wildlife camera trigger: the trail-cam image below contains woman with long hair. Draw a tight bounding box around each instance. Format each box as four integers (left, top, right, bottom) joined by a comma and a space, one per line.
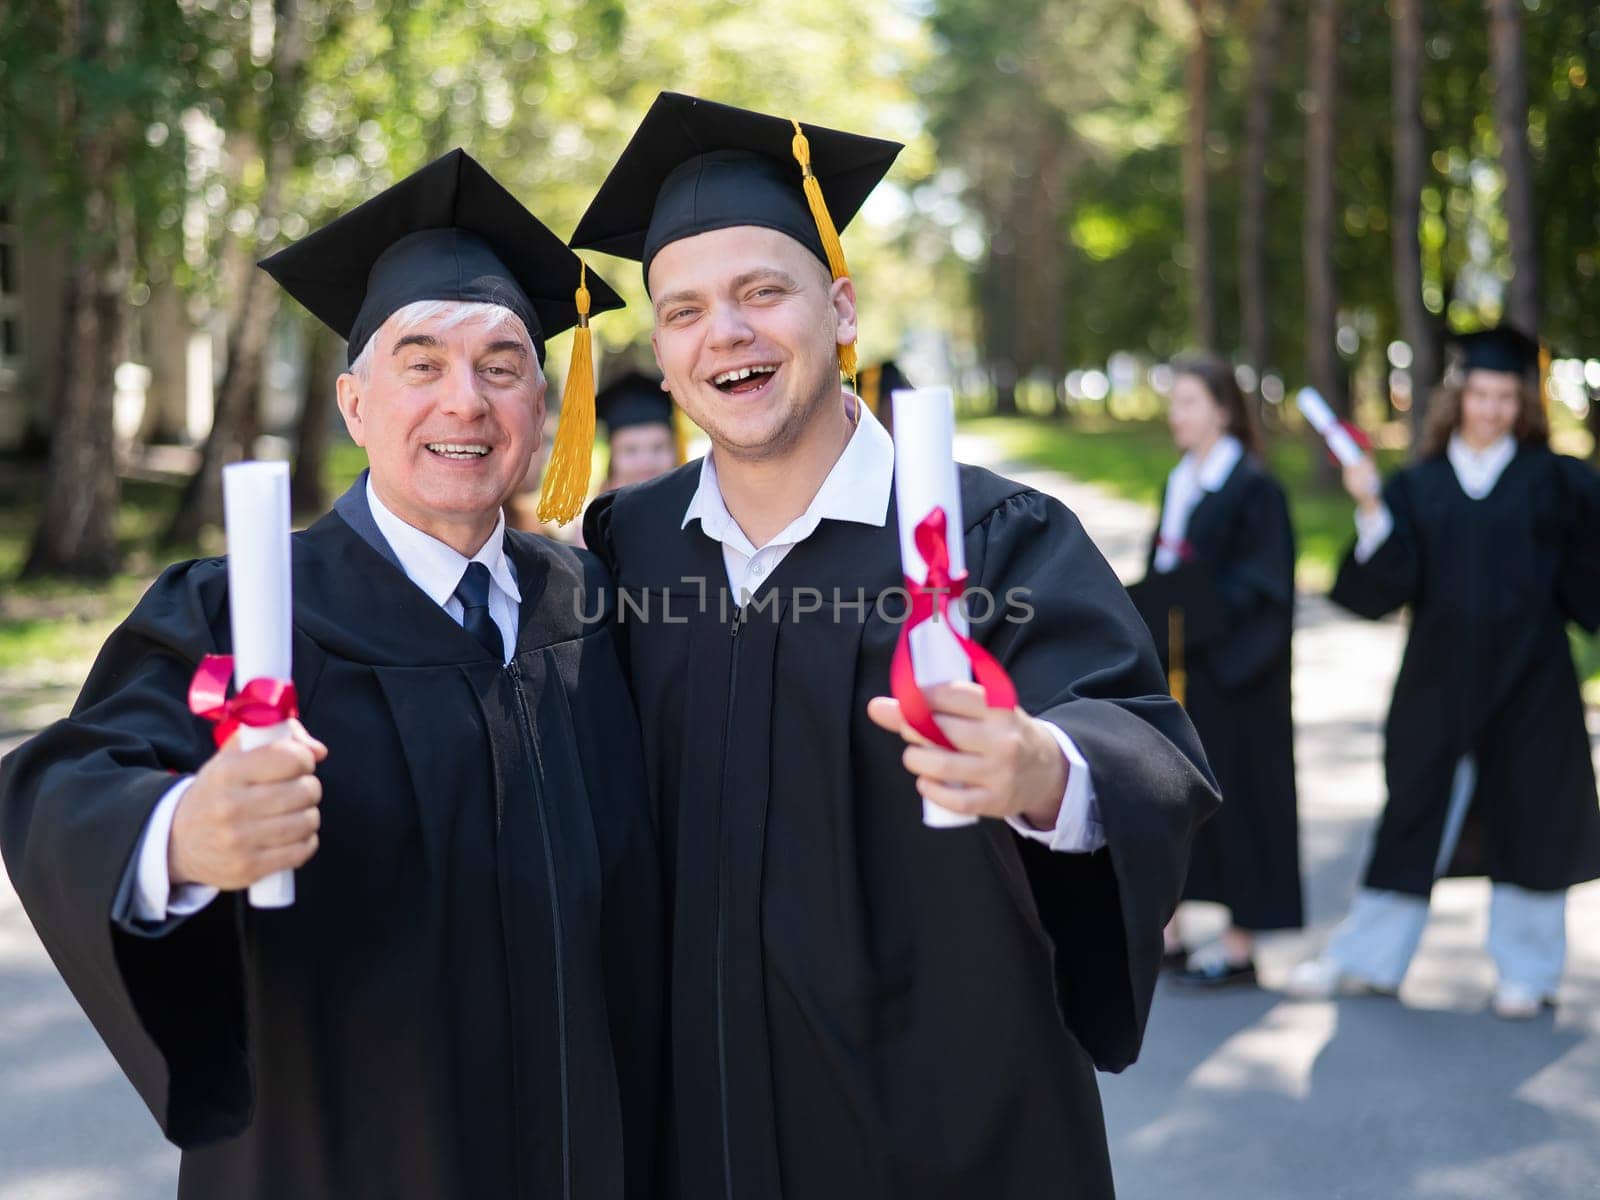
1131, 354, 1303, 986
1288, 327, 1600, 1018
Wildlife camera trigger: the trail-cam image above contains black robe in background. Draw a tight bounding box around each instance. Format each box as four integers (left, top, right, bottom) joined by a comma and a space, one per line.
0, 495, 663, 1199
1139, 454, 1303, 931
585, 462, 1219, 1199
1330, 444, 1600, 897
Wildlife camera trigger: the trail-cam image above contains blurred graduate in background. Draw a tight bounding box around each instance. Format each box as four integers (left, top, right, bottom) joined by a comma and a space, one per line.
1288, 326, 1600, 1019
1129, 354, 1303, 988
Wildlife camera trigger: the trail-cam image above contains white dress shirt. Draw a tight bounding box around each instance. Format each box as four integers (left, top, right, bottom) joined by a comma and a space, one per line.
125, 482, 522, 923
1153, 435, 1242, 574
364, 478, 522, 660
1353, 433, 1516, 563
682, 397, 1103, 853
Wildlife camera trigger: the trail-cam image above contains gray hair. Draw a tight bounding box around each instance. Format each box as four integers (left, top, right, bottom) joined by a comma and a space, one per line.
346, 300, 538, 382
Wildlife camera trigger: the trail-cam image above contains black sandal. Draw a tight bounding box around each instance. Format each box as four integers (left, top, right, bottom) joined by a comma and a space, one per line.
1173, 958, 1258, 989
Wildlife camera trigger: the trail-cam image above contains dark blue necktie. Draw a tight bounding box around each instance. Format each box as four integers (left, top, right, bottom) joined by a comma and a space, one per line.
455, 561, 505, 662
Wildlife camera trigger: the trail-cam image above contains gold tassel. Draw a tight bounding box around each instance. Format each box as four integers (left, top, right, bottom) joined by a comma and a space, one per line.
1167, 607, 1187, 708
672, 400, 692, 466
859, 363, 882, 417
790, 119, 857, 388
537, 263, 595, 526
1538, 341, 1552, 415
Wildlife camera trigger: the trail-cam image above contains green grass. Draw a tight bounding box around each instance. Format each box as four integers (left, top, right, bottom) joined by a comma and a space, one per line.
962, 414, 1407, 590
0, 437, 370, 734
964, 413, 1600, 697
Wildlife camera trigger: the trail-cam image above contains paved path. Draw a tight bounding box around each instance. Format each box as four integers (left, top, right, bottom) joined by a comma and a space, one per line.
959, 433, 1600, 1200
3, 433, 1599, 1198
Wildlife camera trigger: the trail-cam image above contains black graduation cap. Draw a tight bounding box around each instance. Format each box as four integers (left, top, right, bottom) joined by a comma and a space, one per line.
597, 370, 674, 436
569, 92, 903, 285
1450, 325, 1541, 378
1126, 563, 1227, 663
259, 148, 623, 366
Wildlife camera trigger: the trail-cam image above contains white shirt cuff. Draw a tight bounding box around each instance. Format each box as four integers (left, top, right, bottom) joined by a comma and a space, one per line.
1007, 721, 1105, 853
130, 777, 220, 923
1353, 504, 1394, 564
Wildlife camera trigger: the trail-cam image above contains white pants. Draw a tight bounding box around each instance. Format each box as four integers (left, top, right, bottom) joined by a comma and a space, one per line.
1324, 757, 1568, 995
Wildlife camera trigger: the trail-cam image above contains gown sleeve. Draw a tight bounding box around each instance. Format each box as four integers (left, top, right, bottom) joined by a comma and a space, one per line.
582, 491, 631, 672
1207, 472, 1297, 691
1555, 454, 1600, 633
1330, 469, 1421, 619
0, 559, 255, 1147
966, 489, 1220, 1072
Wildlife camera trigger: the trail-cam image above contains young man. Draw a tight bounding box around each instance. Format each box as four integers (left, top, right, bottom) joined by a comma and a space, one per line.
0, 151, 662, 1198
569, 93, 1218, 1199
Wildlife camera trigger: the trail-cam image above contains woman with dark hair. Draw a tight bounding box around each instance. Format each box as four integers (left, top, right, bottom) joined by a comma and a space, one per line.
1130, 354, 1303, 986
1288, 326, 1600, 1018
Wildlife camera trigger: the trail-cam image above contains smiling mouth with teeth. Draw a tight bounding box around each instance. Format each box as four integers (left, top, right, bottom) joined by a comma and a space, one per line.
711, 364, 779, 394
425, 442, 492, 460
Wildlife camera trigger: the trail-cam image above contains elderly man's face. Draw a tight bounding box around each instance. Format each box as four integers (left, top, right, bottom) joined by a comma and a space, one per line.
336, 309, 544, 552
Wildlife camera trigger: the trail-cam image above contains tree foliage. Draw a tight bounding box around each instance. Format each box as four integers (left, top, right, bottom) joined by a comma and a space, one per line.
2, 0, 1596, 572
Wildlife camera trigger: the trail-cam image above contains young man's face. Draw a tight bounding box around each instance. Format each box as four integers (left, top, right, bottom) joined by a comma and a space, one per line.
648, 225, 856, 462
336, 310, 545, 543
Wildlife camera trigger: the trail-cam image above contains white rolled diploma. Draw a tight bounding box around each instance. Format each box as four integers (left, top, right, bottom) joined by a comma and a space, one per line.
890, 386, 979, 829
222, 461, 296, 908
1295, 387, 1366, 468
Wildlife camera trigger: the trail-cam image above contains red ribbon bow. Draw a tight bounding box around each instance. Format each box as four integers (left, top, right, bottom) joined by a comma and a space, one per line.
187, 654, 299, 748
1324, 419, 1373, 467
1156, 534, 1196, 563
889, 507, 1019, 750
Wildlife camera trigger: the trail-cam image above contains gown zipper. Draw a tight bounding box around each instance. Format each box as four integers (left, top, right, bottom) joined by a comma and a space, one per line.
715, 601, 745, 1199
506, 657, 573, 1199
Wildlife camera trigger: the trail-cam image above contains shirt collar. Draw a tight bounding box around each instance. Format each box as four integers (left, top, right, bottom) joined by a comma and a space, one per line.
1446, 433, 1517, 499
1448, 431, 1516, 469
365, 476, 521, 608
1196, 434, 1243, 492
1167, 433, 1242, 498
681, 394, 895, 553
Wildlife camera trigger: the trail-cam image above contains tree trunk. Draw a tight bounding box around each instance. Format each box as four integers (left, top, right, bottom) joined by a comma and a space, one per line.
1392, 0, 1440, 449
21, 2, 129, 579
983, 193, 1021, 417
1238, 0, 1283, 400
1304, 0, 1342, 416
1183, 0, 1216, 351
1031, 128, 1068, 419
1486, 0, 1539, 335
23, 206, 128, 578
290, 325, 340, 518
163, 259, 280, 544
163, 0, 303, 545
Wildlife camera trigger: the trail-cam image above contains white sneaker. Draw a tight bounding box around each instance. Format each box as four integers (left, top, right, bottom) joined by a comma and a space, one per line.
1284, 957, 1341, 998
1491, 983, 1551, 1021
1283, 956, 1397, 1000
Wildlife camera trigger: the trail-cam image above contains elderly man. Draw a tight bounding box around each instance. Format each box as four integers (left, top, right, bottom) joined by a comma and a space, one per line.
0, 151, 662, 1199
569, 94, 1217, 1199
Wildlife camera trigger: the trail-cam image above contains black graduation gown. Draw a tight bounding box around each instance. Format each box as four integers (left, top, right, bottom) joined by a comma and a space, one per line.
0, 494, 663, 1199
1138, 455, 1303, 930
1330, 444, 1600, 897
584, 461, 1219, 1200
